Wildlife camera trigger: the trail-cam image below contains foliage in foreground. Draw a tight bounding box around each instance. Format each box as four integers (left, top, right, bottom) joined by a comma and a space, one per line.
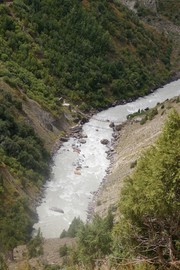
60, 217, 84, 238
66, 211, 113, 269
0, 254, 8, 270
27, 229, 43, 258
114, 110, 180, 267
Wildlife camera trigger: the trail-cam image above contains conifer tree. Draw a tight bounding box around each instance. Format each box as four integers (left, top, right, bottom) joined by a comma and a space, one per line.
114, 110, 180, 267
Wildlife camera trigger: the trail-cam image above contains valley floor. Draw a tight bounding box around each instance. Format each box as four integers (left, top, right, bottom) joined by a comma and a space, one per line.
7, 97, 180, 270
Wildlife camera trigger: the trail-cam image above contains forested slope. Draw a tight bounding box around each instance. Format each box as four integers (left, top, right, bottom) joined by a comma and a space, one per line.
1, 0, 172, 110
157, 0, 180, 26
0, 0, 177, 259
0, 87, 50, 252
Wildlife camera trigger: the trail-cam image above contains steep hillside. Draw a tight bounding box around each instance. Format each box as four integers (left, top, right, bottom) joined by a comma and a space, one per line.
0, 85, 50, 252
6, 99, 180, 270
0, 0, 178, 260
0, 80, 71, 253
120, 0, 180, 74
121, 0, 180, 25
0, 0, 172, 110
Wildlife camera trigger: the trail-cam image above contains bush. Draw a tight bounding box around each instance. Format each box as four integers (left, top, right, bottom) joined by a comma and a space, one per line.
28, 230, 43, 258
60, 217, 83, 238
59, 244, 68, 257
140, 116, 147, 125
148, 108, 158, 120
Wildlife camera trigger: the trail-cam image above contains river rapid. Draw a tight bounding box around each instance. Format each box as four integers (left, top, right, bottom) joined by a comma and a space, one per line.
33, 80, 180, 238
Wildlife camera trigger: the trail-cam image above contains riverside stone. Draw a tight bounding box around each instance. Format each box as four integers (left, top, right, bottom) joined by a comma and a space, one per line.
79, 139, 86, 144
60, 137, 68, 142
100, 139, 109, 145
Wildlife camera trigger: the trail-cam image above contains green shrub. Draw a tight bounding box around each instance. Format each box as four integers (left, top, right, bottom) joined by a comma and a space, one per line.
60, 217, 83, 238
28, 230, 43, 258
140, 116, 147, 125
148, 108, 158, 120
59, 244, 68, 257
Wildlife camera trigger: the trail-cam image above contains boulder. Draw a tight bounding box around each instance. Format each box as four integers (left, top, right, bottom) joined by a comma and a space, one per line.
79, 139, 86, 144
50, 207, 64, 214
109, 122, 115, 128
134, 117, 143, 123
60, 137, 68, 142
74, 170, 81, 175
115, 124, 122, 131
100, 139, 109, 145
70, 125, 82, 133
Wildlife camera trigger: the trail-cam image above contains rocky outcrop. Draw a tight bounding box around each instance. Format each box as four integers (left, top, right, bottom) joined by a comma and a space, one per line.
137, 0, 157, 12
120, 0, 157, 12
120, 0, 137, 11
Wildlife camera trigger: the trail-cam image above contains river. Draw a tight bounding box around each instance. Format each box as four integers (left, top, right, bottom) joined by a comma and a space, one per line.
33, 79, 180, 238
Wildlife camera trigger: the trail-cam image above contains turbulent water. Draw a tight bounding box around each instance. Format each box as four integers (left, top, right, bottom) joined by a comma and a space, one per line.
33, 79, 180, 238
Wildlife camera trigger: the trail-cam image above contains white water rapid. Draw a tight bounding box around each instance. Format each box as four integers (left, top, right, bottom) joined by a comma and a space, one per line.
33, 79, 180, 238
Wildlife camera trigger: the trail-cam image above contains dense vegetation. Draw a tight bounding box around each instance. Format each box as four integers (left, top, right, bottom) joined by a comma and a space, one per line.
0, 88, 50, 251
0, 0, 172, 111
65, 111, 180, 269
157, 0, 180, 26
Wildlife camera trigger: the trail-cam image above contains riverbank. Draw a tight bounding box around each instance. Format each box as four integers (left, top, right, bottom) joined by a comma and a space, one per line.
7, 95, 180, 269
91, 96, 180, 219
51, 73, 180, 157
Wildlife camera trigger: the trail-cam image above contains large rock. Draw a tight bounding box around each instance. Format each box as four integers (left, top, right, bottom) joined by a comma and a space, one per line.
50, 207, 64, 214
109, 122, 115, 128
74, 170, 81, 175
100, 139, 109, 145
60, 137, 68, 142
70, 125, 82, 133
79, 139, 86, 144
115, 124, 122, 131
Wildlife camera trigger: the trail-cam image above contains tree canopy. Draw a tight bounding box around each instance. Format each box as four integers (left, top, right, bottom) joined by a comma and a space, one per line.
0, 0, 172, 110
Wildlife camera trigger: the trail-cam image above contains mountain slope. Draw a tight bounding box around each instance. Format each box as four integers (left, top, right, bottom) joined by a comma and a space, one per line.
119, 0, 180, 75
1, 0, 172, 110
0, 0, 177, 257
